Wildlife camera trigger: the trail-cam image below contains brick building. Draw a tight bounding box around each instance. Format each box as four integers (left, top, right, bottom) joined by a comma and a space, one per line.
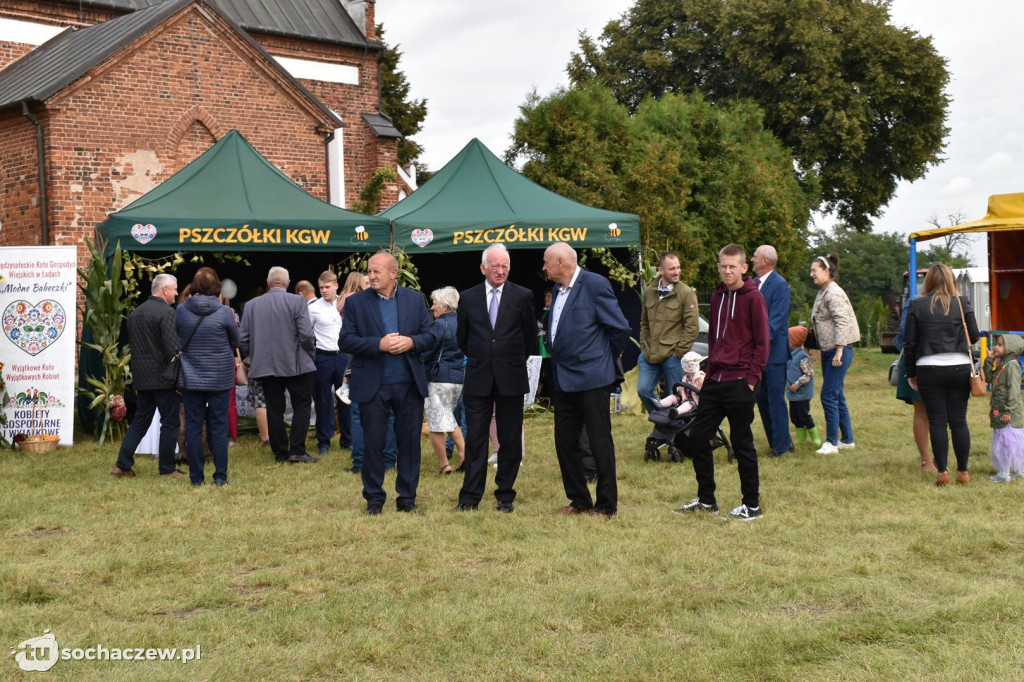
0, 0, 410, 271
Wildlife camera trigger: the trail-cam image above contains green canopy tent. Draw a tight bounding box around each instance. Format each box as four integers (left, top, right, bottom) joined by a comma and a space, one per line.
382, 138, 639, 253
100, 129, 390, 257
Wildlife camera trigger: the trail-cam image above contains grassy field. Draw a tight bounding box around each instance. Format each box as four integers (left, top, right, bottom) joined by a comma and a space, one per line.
3, 349, 1023, 680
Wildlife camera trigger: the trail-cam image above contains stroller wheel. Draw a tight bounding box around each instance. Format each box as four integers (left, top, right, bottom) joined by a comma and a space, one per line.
668, 442, 684, 463
644, 436, 661, 462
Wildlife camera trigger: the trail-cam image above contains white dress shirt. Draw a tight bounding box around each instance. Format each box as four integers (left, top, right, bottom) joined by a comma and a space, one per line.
308, 296, 342, 351
549, 266, 581, 344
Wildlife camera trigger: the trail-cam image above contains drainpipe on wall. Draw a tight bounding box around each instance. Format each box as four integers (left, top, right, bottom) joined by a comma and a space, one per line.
21, 101, 49, 246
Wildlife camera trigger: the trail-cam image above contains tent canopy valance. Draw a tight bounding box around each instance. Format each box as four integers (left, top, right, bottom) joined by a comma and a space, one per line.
909, 192, 1024, 243
101, 130, 389, 257
381, 138, 639, 253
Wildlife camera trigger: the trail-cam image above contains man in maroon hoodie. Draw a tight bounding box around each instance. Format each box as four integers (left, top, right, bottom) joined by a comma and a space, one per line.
674, 244, 770, 521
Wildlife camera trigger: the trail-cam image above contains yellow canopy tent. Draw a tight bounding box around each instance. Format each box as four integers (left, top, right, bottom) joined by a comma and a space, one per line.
908, 192, 1024, 332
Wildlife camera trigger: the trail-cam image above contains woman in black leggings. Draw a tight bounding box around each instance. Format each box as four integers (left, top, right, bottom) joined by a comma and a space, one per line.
904, 263, 980, 486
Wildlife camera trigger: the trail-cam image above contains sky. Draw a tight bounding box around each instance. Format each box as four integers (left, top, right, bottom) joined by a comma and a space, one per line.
381, 0, 1023, 265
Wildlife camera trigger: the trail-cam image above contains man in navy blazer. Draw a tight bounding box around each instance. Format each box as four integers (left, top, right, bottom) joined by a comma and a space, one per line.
339, 252, 434, 515
455, 243, 536, 513
751, 245, 793, 457
543, 242, 630, 516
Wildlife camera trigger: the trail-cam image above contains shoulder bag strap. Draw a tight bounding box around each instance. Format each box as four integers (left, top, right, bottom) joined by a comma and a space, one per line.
956, 297, 978, 377
180, 315, 204, 353
432, 322, 446, 366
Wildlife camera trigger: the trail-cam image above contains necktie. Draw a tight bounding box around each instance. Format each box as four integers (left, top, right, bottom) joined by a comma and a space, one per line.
489, 288, 499, 328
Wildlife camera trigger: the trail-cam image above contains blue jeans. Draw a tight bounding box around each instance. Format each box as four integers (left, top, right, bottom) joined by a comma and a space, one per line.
182, 389, 229, 485
636, 352, 683, 411
820, 347, 854, 446
350, 402, 396, 469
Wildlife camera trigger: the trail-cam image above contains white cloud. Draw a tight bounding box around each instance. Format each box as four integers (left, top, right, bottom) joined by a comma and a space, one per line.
974, 151, 1013, 174
942, 177, 973, 195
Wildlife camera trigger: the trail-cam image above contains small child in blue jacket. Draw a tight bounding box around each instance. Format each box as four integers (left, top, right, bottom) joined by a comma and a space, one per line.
787, 326, 820, 446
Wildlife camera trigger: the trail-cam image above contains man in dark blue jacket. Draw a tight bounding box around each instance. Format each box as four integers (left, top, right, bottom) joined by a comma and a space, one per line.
340, 252, 434, 515
543, 242, 630, 517
751, 245, 793, 457
111, 274, 181, 478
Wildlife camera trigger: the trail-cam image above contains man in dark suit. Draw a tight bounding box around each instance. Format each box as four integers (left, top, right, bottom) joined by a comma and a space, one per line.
751, 245, 794, 457
239, 266, 318, 463
339, 252, 434, 515
543, 242, 630, 517
455, 243, 536, 513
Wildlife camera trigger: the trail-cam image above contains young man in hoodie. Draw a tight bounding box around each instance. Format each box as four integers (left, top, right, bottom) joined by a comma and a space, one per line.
674, 244, 770, 521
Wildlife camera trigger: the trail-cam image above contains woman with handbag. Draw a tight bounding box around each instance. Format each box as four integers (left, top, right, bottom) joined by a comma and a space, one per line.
904, 263, 981, 486
176, 267, 239, 486
425, 287, 465, 474
809, 253, 861, 455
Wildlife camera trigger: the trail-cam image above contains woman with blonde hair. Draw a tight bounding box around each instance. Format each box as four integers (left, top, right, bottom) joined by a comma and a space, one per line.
904, 263, 980, 486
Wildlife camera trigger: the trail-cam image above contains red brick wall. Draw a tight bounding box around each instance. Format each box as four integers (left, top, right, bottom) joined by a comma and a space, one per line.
253, 34, 399, 210
0, 40, 34, 69
0, 0, 400, 217
0, 115, 43, 248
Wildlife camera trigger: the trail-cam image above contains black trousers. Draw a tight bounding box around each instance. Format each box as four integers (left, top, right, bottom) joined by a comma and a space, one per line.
116, 388, 180, 474
459, 383, 524, 506
552, 385, 617, 514
788, 399, 815, 428
916, 364, 972, 473
262, 372, 314, 460
687, 378, 760, 509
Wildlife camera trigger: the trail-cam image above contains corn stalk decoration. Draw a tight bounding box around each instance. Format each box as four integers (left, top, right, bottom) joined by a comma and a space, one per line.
78, 236, 132, 445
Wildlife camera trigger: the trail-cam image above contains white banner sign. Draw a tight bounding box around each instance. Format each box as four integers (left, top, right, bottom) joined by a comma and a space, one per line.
0, 246, 76, 446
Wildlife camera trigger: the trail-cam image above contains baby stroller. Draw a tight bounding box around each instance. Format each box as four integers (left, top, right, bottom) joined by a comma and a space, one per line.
643, 382, 733, 463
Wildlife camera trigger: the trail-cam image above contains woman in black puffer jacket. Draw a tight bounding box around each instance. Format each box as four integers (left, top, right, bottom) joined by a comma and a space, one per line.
176, 267, 239, 486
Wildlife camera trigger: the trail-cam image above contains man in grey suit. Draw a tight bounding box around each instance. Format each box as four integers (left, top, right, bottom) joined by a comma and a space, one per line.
239, 266, 319, 463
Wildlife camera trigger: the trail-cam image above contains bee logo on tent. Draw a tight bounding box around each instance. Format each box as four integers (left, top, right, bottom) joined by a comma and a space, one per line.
353, 226, 369, 242
606, 223, 621, 241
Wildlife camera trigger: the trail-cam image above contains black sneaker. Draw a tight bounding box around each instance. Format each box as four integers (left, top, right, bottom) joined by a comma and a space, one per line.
672, 498, 718, 514
396, 504, 422, 515
364, 505, 382, 516
453, 503, 478, 512
496, 501, 514, 513
728, 504, 763, 521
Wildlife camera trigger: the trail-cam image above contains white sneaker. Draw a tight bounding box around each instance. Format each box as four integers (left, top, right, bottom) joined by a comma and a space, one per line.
728, 504, 763, 521
815, 442, 839, 455
837, 441, 855, 449
335, 384, 351, 405
989, 472, 1012, 483
488, 451, 498, 464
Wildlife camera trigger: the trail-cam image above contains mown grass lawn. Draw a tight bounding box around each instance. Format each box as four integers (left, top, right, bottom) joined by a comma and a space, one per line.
3, 349, 1023, 680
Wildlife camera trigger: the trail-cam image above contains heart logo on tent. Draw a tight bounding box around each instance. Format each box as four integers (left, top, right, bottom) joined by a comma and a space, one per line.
411, 228, 434, 248
131, 223, 157, 245
3, 300, 67, 356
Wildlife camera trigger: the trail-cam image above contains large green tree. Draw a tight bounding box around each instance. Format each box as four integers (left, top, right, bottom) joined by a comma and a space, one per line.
568, 0, 950, 230
378, 24, 428, 168
506, 84, 812, 290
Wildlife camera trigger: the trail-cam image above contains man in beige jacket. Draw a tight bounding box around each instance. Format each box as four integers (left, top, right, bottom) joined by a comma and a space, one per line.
638, 252, 700, 410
